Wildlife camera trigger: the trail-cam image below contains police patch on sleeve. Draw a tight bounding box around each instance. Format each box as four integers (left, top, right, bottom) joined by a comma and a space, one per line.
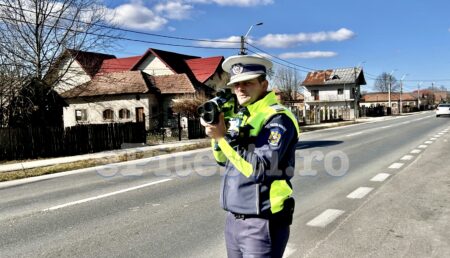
268, 128, 283, 146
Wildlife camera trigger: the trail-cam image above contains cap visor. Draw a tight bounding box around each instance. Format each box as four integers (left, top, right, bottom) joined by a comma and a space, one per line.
227, 74, 262, 86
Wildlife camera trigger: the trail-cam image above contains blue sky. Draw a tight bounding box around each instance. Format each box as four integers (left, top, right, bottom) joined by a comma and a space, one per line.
102, 0, 450, 92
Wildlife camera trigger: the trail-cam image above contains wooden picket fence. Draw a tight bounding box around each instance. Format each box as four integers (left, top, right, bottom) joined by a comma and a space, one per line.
0, 122, 145, 161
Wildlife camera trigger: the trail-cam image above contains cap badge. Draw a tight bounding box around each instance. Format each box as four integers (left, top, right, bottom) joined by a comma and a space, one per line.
231, 64, 244, 75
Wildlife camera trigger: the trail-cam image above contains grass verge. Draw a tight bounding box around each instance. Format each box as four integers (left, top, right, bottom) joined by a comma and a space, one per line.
0, 141, 210, 182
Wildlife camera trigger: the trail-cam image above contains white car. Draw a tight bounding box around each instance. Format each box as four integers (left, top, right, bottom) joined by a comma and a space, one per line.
436, 103, 450, 117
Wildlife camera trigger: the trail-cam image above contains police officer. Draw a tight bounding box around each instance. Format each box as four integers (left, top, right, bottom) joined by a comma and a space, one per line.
201, 55, 300, 258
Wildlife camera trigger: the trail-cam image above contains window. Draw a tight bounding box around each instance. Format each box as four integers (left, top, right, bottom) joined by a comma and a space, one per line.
312, 90, 319, 100
103, 109, 114, 120
337, 88, 344, 95
75, 109, 87, 122
119, 109, 130, 119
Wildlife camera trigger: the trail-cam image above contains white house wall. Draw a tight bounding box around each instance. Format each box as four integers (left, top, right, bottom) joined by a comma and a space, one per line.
63, 94, 157, 130
137, 55, 174, 76
304, 85, 356, 102
54, 58, 91, 94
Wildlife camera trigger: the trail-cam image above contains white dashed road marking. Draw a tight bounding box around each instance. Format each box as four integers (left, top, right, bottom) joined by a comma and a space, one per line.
411, 149, 421, 154
381, 125, 392, 129
424, 141, 433, 144
306, 209, 345, 228
401, 155, 414, 161
389, 163, 404, 169
43, 178, 172, 211
346, 132, 363, 137
418, 145, 428, 149
430, 138, 437, 141
346, 187, 374, 199
370, 173, 391, 182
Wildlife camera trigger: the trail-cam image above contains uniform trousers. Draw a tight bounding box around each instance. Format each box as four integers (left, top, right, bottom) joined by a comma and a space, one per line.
224, 212, 290, 258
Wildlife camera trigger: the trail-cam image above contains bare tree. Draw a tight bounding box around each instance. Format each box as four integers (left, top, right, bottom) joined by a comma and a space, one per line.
272, 66, 302, 101
0, 0, 118, 126
373, 72, 399, 92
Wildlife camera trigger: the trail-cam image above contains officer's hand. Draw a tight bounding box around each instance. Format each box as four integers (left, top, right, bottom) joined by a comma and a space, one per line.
200, 113, 226, 140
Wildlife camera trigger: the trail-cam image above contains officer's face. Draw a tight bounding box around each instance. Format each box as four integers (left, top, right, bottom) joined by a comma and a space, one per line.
232, 78, 268, 106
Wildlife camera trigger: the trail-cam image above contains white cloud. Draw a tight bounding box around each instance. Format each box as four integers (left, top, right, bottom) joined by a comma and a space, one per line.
196, 35, 242, 48
278, 51, 338, 59
187, 0, 273, 7
257, 28, 355, 48
106, 2, 167, 30
155, 1, 193, 20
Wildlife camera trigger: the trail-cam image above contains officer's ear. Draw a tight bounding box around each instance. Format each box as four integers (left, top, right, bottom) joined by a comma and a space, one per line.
261, 79, 269, 91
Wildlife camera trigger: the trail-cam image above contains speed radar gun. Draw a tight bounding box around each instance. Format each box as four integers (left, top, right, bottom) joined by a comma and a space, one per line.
197, 88, 238, 124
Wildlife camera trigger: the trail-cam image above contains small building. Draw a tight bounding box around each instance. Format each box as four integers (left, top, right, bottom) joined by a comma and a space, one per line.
360, 92, 419, 115
302, 68, 366, 123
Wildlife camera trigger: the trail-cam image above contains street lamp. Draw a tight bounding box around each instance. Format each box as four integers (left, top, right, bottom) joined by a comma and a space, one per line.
399, 73, 409, 114
240, 22, 263, 55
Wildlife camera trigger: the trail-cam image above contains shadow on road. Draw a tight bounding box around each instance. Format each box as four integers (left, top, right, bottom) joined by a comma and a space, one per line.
296, 140, 343, 149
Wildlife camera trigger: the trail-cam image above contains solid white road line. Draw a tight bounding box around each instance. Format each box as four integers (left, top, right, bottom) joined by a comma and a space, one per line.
389, 163, 404, 169
418, 145, 428, 149
424, 141, 433, 144
410, 149, 421, 154
381, 125, 392, 129
346, 132, 363, 137
306, 209, 345, 228
346, 187, 373, 199
370, 173, 391, 182
401, 155, 414, 161
43, 178, 172, 211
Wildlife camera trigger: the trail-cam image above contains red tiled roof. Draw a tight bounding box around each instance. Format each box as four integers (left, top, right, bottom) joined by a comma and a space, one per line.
361, 92, 418, 102
66, 49, 116, 77
98, 55, 142, 73
302, 68, 366, 86
61, 71, 154, 98
303, 70, 333, 86
186, 56, 224, 83
149, 74, 196, 94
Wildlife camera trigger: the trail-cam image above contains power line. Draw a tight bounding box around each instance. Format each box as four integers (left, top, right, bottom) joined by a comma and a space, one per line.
0, 15, 239, 51
246, 43, 315, 73
0, 2, 240, 45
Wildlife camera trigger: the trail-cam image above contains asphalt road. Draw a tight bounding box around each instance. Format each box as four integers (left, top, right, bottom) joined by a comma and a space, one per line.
0, 111, 448, 257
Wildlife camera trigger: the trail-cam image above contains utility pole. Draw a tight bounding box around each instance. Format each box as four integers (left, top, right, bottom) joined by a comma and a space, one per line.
239, 36, 246, 55
432, 82, 435, 107
353, 67, 358, 121
417, 82, 422, 110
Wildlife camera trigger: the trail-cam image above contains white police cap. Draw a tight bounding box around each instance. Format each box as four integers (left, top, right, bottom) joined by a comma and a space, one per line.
222, 55, 273, 86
